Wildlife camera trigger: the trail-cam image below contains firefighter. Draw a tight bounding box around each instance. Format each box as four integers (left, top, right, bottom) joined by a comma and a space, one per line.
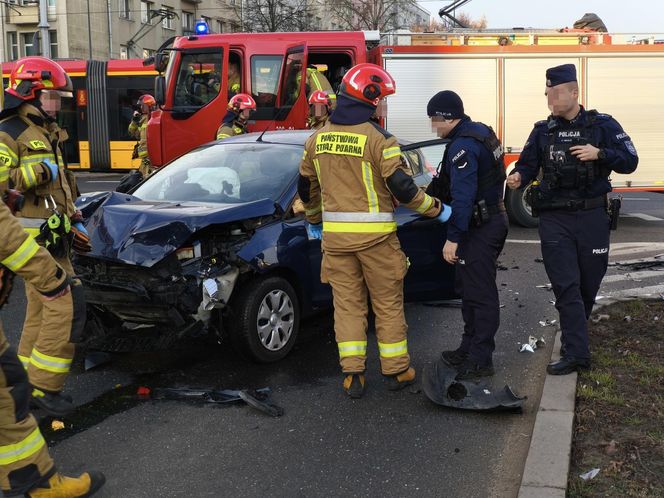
307, 90, 332, 130
427, 90, 509, 381
128, 93, 156, 178
216, 93, 256, 140
506, 64, 638, 375
0, 197, 105, 497
0, 56, 89, 416
298, 63, 450, 398
305, 65, 336, 109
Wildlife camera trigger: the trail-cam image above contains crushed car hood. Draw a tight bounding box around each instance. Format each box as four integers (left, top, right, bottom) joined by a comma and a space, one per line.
79, 191, 277, 267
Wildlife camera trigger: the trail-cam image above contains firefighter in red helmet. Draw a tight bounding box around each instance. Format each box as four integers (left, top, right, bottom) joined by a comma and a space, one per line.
216, 93, 256, 140
298, 63, 451, 398
0, 56, 91, 417
129, 93, 156, 178
307, 90, 332, 130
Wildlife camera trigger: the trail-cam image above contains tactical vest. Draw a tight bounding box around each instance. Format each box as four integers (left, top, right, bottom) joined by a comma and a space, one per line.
540, 110, 609, 191
427, 125, 506, 204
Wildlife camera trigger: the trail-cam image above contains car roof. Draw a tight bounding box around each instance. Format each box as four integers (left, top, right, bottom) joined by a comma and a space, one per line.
215, 130, 314, 146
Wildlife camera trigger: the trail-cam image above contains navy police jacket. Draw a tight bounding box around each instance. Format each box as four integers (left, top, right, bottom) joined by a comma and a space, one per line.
445, 118, 504, 243
514, 106, 638, 198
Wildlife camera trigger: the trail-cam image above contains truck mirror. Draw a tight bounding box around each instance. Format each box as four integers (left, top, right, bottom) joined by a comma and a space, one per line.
154, 52, 169, 73
155, 76, 166, 106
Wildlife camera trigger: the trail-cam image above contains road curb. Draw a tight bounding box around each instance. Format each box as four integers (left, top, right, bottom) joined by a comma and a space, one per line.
518, 330, 575, 498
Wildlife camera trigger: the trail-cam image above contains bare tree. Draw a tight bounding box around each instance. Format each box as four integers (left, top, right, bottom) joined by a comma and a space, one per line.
235, 0, 315, 32
332, 0, 420, 32
456, 12, 488, 29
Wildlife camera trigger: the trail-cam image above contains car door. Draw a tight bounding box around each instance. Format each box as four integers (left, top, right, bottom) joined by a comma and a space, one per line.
396, 139, 458, 302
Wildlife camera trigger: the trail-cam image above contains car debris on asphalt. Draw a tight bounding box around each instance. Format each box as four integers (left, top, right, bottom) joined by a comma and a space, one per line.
150, 387, 284, 417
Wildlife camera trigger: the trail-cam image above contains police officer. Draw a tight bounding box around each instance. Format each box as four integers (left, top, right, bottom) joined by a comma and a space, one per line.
427, 90, 509, 381
0, 187, 105, 497
0, 56, 88, 415
128, 94, 156, 178
299, 63, 449, 398
307, 90, 332, 130
216, 93, 256, 140
507, 64, 638, 375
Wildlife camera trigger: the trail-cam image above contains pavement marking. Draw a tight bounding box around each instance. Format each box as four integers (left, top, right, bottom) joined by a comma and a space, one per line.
609, 242, 664, 256
85, 181, 121, 183
602, 270, 664, 283
506, 239, 540, 244
598, 284, 664, 298
621, 213, 664, 221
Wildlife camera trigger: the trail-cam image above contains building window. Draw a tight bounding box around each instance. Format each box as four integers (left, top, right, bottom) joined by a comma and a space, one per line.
119, 0, 131, 20
7, 32, 19, 60
120, 45, 128, 59
142, 48, 155, 59
21, 32, 39, 56
162, 6, 174, 29
49, 30, 58, 58
47, 0, 56, 6
140, 1, 153, 24
182, 11, 194, 32
216, 20, 224, 33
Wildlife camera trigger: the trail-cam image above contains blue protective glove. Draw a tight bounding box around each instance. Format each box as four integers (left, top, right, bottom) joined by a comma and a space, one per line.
43, 159, 59, 183
437, 203, 452, 223
72, 221, 88, 236
306, 222, 323, 240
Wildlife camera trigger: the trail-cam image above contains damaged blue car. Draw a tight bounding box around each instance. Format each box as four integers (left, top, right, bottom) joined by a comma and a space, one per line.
74, 131, 455, 362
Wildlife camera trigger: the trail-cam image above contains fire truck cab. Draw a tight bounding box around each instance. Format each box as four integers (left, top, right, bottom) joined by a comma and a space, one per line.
149, 31, 371, 167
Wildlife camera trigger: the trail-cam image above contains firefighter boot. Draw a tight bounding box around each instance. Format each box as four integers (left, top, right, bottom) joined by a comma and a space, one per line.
27, 471, 106, 498
31, 388, 74, 417
343, 373, 365, 399
385, 366, 416, 391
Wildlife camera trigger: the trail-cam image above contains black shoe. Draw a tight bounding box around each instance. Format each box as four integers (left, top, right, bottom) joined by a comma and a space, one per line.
441, 349, 469, 367
546, 357, 590, 376
559, 344, 567, 357
31, 389, 74, 417
455, 361, 495, 382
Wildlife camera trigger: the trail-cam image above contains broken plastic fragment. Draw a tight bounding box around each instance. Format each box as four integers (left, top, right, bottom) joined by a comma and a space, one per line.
579, 468, 600, 481
51, 420, 65, 431
137, 386, 151, 397
536, 284, 552, 290
591, 314, 610, 323
624, 315, 632, 322
520, 344, 535, 353
535, 337, 546, 348
538, 319, 557, 327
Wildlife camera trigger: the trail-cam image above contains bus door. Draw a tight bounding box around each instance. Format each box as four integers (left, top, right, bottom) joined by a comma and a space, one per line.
154, 44, 230, 165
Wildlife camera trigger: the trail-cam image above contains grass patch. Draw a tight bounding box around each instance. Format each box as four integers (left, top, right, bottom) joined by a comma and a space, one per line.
569, 299, 664, 497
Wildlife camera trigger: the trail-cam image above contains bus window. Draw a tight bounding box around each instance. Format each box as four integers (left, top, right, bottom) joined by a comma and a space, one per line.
106, 76, 155, 142
173, 50, 223, 109
250, 55, 283, 118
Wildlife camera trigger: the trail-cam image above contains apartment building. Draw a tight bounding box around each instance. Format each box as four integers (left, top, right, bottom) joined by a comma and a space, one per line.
0, 0, 242, 61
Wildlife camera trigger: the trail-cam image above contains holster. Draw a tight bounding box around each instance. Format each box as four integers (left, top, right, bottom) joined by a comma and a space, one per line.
608, 197, 621, 230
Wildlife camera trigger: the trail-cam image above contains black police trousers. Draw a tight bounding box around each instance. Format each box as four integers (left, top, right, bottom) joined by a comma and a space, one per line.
539, 207, 610, 360
455, 213, 509, 366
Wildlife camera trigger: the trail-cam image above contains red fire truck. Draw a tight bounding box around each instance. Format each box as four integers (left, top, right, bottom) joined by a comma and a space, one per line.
148, 30, 664, 226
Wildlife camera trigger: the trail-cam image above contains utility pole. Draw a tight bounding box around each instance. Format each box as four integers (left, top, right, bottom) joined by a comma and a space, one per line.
38, 0, 50, 57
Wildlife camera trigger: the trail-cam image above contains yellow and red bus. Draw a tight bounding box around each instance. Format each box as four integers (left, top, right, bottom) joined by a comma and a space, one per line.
2, 59, 156, 171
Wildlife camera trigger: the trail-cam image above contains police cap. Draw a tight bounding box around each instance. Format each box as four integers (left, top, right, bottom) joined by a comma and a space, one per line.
427, 90, 466, 119
546, 64, 577, 87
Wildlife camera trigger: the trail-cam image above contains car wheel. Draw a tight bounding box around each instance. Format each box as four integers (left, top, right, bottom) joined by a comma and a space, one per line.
230, 276, 300, 363
505, 184, 539, 228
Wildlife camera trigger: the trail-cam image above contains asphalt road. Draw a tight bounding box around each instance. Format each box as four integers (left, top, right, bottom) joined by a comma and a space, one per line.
1, 175, 662, 497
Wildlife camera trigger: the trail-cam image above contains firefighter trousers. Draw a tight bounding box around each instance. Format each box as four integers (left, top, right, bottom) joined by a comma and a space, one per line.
18, 255, 75, 393
322, 234, 410, 376
0, 327, 55, 496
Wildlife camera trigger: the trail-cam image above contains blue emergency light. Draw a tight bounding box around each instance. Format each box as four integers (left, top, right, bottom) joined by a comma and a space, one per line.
195, 19, 210, 35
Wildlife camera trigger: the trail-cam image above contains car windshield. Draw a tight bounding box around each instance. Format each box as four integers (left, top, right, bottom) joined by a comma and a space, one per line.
133, 143, 303, 204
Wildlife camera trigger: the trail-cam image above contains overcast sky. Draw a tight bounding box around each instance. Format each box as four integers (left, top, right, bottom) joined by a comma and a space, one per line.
417, 0, 664, 33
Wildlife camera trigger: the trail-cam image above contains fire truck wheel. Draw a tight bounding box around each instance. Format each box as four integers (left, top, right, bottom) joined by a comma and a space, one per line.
229, 276, 300, 363
505, 185, 539, 228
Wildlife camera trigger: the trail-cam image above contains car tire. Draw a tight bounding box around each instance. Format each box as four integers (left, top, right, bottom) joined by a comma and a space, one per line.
229, 276, 300, 363
505, 184, 539, 228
